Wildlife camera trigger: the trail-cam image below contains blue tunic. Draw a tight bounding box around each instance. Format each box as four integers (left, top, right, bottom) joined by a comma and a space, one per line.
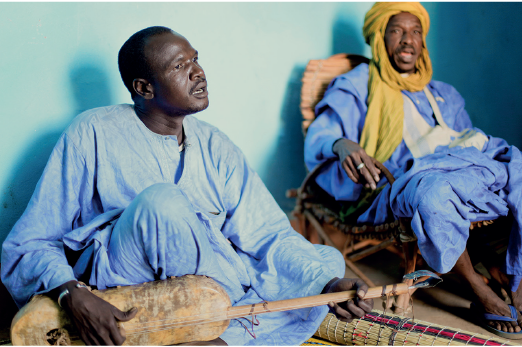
305, 63, 522, 275
1, 104, 345, 346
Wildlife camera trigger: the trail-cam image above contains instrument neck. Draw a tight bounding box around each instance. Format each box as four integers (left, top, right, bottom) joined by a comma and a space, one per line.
227, 283, 409, 320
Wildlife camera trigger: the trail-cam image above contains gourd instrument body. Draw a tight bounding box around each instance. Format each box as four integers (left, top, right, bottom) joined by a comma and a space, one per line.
11, 275, 231, 346
11, 275, 414, 346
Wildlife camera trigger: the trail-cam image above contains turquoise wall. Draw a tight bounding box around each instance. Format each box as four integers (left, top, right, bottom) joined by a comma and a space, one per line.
1, 2, 521, 245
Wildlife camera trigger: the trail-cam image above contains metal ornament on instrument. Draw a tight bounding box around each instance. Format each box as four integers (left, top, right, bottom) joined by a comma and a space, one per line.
404, 270, 442, 289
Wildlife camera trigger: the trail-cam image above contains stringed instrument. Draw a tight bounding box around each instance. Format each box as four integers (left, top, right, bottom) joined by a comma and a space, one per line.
11, 272, 441, 346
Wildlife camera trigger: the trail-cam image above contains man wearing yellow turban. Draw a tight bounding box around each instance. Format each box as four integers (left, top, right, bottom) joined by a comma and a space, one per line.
305, 2, 522, 339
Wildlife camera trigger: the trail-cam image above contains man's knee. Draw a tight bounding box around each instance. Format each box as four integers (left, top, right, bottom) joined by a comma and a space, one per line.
116, 183, 200, 243
415, 173, 454, 211
132, 183, 193, 219
109, 183, 202, 274
314, 244, 346, 278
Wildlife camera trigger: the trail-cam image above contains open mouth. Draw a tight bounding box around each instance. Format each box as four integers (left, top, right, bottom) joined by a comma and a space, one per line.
191, 85, 208, 99
191, 80, 208, 97
397, 49, 416, 63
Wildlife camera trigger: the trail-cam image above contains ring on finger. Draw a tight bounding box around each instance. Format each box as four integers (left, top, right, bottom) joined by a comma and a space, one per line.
356, 163, 365, 170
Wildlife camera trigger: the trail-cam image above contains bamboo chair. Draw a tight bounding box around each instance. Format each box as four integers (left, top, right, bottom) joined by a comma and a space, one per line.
287, 53, 499, 313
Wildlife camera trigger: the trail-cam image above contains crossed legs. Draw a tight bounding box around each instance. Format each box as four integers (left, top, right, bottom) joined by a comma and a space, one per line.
105, 183, 238, 294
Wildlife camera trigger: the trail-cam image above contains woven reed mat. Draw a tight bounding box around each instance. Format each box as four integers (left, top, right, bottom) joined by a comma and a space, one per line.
310, 311, 513, 346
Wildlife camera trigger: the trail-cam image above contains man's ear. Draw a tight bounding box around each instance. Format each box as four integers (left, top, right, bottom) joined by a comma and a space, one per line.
133, 78, 154, 100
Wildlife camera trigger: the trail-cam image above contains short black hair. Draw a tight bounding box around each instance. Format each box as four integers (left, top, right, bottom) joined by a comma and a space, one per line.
118, 26, 173, 97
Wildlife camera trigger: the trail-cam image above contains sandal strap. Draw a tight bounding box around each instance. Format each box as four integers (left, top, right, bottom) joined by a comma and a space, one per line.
483, 305, 518, 322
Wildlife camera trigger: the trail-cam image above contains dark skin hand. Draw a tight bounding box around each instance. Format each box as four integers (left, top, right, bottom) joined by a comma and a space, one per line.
322, 277, 374, 322
333, 138, 381, 190
49, 281, 138, 345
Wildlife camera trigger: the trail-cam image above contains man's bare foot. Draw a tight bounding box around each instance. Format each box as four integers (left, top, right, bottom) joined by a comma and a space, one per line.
486, 266, 522, 327
487, 266, 510, 301
469, 271, 522, 333
508, 276, 522, 328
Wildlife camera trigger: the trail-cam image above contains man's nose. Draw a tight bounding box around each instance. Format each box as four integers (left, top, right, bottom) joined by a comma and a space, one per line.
400, 32, 413, 45
189, 63, 205, 80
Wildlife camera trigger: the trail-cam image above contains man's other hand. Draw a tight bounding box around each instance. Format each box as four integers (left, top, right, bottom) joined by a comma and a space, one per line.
333, 138, 381, 190
51, 280, 137, 345
322, 277, 374, 322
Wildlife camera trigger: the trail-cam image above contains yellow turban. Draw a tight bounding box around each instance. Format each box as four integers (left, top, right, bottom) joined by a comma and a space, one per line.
359, 2, 432, 163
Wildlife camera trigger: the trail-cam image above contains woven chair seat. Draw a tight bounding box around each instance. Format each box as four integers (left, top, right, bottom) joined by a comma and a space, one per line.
300, 176, 400, 240
305, 202, 400, 240
293, 155, 402, 241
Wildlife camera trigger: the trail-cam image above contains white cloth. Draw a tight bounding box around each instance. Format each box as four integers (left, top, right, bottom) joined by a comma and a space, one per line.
402, 87, 488, 158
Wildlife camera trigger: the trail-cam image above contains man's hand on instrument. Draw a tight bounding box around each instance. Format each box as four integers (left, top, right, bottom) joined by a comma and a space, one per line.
322, 277, 374, 322
333, 138, 381, 190
50, 280, 137, 345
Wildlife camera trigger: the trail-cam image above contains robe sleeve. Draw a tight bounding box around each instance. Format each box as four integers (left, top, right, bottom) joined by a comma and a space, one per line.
218, 141, 345, 304
1, 133, 92, 308
303, 87, 366, 201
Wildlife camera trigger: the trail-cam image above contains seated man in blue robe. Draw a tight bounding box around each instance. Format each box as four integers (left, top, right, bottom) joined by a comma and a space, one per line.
1, 27, 373, 346
305, 2, 522, 338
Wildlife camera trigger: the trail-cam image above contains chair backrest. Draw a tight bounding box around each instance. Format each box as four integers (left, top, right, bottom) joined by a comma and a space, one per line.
300, 54, 369, 135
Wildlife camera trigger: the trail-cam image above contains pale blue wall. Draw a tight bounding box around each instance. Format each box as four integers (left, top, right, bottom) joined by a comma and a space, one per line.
1, 2, 521, 245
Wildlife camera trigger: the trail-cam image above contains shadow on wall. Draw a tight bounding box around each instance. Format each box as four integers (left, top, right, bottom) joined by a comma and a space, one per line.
70, 64, 114, 115
429, 2, 522, 149
0, 63, 113, 246
262, 65, 307, 213
263, 17, 366, 214
331, 18, 366, 56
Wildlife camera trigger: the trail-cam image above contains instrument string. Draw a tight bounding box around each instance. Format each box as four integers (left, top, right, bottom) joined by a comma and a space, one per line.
122, 310, 225, 327
122, 284, 400, 332
124, 312, 266, 338
122, 298, 342, 334
125, 318, 226, 336
124, 314, 260, 336
122, 287, 402, 335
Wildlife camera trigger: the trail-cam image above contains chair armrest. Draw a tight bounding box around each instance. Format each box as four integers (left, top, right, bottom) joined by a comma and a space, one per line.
300, 157, 395, 194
